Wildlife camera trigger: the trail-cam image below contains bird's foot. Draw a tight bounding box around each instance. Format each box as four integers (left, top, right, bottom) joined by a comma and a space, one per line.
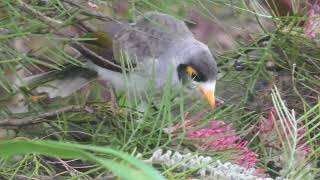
30, 94, 47, 102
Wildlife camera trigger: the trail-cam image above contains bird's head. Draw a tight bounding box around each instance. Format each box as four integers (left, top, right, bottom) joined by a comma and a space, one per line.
177, 44, 218, 108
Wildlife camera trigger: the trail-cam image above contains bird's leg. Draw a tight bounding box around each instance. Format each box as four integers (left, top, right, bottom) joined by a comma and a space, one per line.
30, 94, 47, 102
105, 81, 119, 112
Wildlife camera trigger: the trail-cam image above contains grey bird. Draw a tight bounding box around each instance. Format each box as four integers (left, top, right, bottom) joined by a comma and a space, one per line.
27, 12, 218, 108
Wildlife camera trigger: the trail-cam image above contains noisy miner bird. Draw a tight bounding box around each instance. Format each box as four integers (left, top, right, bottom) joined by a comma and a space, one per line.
31, 12, 218, 108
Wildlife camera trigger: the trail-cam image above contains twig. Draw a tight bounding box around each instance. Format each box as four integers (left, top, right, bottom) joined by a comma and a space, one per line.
14, 174, 53, 180
62, 0, 116, 22
291, 63, 309, 107
230, 35, 272, 70
72, 42, 123, 71
0, 105, 93, 127
57, 158, 81, 177
17, 0, 63, 28
96, 174, 117, 180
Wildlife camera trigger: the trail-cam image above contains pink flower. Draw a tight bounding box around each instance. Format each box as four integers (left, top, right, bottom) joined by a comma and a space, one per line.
257, 108, 311, 171
171, 112, 261, 170
187, 121, 261, 169
87, 1, 98, 9
305, 0, 320, 39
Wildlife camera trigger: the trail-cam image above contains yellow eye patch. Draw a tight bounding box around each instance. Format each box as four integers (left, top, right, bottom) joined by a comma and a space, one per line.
186, 66, 198, 77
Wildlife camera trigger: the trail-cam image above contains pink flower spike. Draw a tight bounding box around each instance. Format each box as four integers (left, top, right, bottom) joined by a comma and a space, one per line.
183, 119, 260, 168
171, 110, 268, 176
87, 1, 98, 9
305, 1, 320, 39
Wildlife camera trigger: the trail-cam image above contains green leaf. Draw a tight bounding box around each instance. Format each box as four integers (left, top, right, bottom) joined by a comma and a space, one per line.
0, 139, 164, 180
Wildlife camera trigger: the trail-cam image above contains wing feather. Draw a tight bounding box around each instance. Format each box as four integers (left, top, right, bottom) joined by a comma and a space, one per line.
113, 12, 193, 64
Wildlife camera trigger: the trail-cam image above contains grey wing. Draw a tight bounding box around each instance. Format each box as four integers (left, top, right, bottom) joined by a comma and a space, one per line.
113, 12, 194, 64
16, 65, 97, 98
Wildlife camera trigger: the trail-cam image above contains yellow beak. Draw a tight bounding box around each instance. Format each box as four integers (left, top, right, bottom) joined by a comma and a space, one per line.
198, 81, 216, 108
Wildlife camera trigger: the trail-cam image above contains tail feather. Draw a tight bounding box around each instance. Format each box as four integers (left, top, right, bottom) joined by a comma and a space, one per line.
35, 76, 91, 98
19, 66, 97, 98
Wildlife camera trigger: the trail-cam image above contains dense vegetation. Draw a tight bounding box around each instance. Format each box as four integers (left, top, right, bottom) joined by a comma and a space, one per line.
0, 0, 319, 179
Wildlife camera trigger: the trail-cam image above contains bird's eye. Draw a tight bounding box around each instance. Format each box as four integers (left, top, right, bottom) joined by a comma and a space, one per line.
186, 66, 199, 80
177, 64, 204, 83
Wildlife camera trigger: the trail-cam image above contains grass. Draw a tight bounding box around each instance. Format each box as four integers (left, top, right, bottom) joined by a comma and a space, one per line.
0, 140, 164, 180
0, 0, 320, 179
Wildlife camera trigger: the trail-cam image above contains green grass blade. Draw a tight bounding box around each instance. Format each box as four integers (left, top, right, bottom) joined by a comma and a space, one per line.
0, 139, 164, 180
